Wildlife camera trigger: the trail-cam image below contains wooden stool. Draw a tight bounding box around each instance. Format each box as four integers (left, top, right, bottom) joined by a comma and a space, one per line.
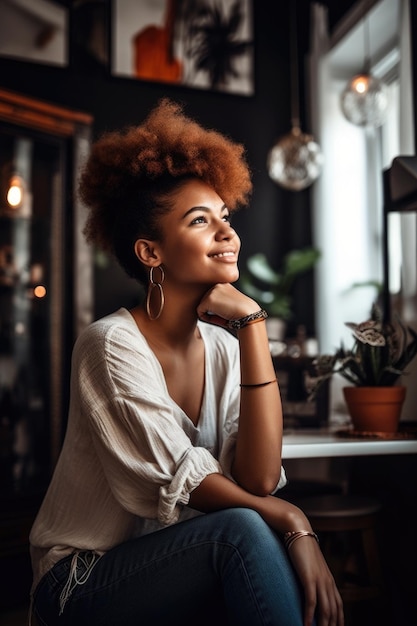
296, 494, 384, 606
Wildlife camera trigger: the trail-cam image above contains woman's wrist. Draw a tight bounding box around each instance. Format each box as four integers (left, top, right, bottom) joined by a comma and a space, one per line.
277, 500, 313, 531
283, 530, 319, 550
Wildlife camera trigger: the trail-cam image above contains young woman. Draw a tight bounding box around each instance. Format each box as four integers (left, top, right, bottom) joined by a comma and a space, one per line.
29, 99, 343, 626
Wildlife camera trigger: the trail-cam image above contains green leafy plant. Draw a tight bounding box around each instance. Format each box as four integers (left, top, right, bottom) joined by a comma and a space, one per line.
310, 304, 417, 394
239, 248, 320, 320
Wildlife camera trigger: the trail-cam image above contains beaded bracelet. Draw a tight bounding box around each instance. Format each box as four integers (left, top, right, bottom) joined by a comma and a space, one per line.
227, 309, 268, 331
283, 530, 319, 550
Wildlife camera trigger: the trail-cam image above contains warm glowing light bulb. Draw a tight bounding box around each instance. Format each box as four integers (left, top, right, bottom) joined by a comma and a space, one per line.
341, 73, 388, 127
352, 75, 369, 94
34, 285, 47, 298
6, 175, 25, 208
7, 184, 22, 207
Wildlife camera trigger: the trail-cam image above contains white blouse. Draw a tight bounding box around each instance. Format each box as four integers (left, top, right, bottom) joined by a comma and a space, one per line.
30, 308, 286, 590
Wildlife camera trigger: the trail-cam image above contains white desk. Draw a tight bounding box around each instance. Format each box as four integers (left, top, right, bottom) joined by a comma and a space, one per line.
282, 428, 417, 459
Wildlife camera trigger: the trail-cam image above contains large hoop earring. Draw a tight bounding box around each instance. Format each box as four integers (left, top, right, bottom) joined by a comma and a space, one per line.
146, 266, 165, 320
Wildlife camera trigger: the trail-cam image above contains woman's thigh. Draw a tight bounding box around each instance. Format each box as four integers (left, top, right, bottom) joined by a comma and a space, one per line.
33, 508, 304, 626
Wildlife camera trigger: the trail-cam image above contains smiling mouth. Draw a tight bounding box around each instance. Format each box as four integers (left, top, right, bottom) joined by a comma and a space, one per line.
210, 251, 236, 259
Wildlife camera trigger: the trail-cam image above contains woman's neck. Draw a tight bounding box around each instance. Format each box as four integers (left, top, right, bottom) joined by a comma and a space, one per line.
130, 289, 203, 350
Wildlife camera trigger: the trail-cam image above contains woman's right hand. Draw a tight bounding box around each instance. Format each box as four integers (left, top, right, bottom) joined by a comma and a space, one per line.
197, 282, 260, 329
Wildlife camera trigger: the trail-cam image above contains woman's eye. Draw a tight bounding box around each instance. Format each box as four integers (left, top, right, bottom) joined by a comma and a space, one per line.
189, 213, 232, 226
190, 215, 207, 225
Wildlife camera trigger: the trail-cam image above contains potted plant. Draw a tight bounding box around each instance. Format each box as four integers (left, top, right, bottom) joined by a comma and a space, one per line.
310, 303, 417, 432
239, 248, 320, 339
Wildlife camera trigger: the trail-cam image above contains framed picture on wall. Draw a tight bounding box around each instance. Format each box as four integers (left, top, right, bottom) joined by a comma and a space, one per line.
111, 0, 254, 96
0, 0, 69, 68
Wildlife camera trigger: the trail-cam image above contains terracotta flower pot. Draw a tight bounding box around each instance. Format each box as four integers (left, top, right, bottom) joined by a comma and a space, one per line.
343, 386, 406, 433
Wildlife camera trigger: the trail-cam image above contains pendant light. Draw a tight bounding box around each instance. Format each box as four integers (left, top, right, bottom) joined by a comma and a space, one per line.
340, 2, 388, 128
267, 1, 323, 191
6, 173, 25, 208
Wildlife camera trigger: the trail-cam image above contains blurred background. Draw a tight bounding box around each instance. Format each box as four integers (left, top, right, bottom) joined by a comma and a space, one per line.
0, 1, 416, 624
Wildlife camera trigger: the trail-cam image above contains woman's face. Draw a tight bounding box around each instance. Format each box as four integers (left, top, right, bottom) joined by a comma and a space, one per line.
156, 179, 241, 288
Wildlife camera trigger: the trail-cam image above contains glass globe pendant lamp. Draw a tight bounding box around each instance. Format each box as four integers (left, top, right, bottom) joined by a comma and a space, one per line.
267, 2, 323, 191
267, 125, 323, 191
340, 7, 388, 128
341, 72, 388, 128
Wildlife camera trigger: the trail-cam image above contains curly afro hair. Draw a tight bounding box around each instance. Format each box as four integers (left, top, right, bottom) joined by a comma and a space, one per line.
79, 98, 252, 283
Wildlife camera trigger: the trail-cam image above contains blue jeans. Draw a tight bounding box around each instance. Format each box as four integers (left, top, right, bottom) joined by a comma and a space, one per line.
33, 508, 305, 625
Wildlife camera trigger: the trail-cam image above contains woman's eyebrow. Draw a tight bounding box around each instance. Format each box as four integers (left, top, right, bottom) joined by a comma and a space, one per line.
182, 204, 227, 219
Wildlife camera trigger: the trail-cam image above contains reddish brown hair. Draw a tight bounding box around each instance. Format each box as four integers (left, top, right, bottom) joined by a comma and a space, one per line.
79, 99, 252, 283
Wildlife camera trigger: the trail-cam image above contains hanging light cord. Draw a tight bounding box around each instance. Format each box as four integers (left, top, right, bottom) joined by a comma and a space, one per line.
363, 0, 371, 73
290, 1, 300, 129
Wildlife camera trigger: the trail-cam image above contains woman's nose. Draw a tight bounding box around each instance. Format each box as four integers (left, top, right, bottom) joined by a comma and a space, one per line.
215, 221, 236, 241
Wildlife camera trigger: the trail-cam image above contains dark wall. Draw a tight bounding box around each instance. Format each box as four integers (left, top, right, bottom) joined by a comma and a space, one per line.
1, 0, 413, 337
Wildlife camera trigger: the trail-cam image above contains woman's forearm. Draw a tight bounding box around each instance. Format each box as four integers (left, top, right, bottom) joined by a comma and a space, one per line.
232, 320, 283, 494
189, 472, 311, 534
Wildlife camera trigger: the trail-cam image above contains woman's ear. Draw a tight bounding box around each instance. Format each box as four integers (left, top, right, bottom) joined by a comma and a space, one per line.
134, 239, 162, 268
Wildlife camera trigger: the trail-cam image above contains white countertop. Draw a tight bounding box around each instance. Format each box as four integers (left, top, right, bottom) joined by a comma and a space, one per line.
282, 427, 417, 458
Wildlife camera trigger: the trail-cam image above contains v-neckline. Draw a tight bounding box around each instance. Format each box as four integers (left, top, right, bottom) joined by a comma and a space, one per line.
124, 308, 207, 429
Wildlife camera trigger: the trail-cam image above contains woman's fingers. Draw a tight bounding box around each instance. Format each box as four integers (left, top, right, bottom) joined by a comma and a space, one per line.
302, 580, 317, 626
288, 539, 344, 626
314, 574, 343, 626
197, 283, 259, 323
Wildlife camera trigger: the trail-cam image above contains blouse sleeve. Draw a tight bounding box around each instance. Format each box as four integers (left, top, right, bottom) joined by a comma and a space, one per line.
74, 319, 222, 526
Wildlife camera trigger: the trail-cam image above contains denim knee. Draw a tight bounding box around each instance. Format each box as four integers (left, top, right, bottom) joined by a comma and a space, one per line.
209, 507, 281, 551
216, 507, 271, 533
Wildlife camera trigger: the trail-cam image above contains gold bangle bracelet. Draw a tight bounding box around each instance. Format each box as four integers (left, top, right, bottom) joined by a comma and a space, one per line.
283, 530, 319, 550
240, 378, 277, 388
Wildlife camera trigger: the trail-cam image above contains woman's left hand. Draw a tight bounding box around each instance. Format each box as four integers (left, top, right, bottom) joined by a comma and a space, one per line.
287, 536, 344, 626
197, 283, 259, 328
